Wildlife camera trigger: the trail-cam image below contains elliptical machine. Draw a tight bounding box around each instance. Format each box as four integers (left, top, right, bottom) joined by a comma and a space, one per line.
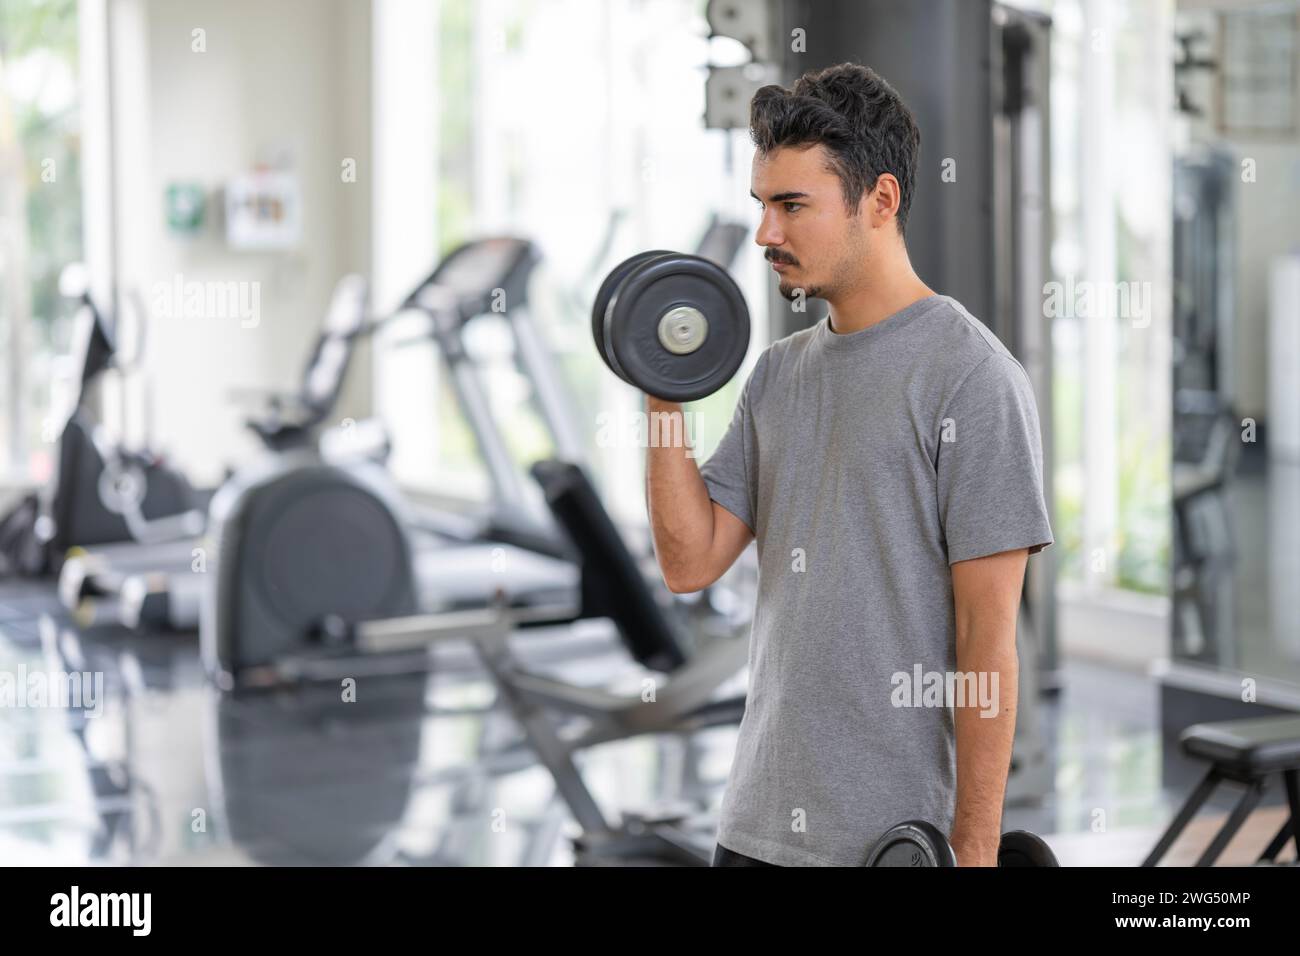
0, 265, 203, 579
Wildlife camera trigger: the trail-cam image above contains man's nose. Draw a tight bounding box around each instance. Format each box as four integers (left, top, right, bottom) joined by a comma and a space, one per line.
755, 210, 783, 249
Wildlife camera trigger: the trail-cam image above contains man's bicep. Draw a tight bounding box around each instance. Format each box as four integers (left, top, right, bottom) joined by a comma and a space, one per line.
698, 350, 767, 535
704, 501, 754, 583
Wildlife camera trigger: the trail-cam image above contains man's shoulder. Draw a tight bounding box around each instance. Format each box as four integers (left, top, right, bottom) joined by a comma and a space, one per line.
922, 296, 1029, 390
924, 296, 1014, 362
742, 296, 1028, 397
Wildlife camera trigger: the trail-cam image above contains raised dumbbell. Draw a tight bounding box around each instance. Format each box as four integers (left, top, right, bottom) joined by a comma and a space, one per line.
591, 250, 750, 402
865, 820, 1060, 866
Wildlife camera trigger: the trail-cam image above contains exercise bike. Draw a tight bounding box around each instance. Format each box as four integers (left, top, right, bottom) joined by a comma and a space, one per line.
0, 264, 203, 580
57, 273, 381, 629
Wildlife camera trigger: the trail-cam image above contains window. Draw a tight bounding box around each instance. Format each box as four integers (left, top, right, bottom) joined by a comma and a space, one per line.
0, 0, 83, 486
1015, 0, 1173, 596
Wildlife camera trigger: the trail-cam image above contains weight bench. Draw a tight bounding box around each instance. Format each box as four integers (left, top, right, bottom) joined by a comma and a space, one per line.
1143, 714, 1300, 866
354, 460, 749, 865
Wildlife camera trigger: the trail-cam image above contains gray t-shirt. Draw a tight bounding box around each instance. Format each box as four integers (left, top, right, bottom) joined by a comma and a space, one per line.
699, 293, 1053, 866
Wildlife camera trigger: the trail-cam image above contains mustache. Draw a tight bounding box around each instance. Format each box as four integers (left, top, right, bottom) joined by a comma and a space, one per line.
765, 250, 798, 266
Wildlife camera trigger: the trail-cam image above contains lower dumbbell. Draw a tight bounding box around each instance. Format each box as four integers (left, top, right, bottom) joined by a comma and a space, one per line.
865, 820, 1060, 867
997, 830, 1060, 867
865, 820, 957, 866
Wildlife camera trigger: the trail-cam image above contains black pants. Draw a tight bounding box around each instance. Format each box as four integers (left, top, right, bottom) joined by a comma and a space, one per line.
712, 843, 780, 867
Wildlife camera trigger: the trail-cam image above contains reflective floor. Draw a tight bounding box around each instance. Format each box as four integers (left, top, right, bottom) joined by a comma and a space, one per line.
0, 582, 737, 866
0, 581, 1292, 866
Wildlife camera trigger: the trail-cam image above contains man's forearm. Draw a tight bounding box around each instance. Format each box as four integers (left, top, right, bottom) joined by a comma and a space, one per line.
950, 630, 1018, 865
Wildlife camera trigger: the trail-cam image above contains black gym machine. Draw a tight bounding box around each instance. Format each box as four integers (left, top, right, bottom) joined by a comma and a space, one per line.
0, 265, 204, 580
54, 273, 381, 630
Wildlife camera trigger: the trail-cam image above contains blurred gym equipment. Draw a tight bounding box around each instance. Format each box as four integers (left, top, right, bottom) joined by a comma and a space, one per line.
202, 239, 748, 689
196, 241, 756, 860
68, 239, 599, 633
55, 274, 379, 629
195, 456, 749, 863
0, 265, 203, 580
1171, 149, 1240, 669
1144, 715, 1300, 867
203, 238, 580, 683
66, 225, 755, 636
233, 274, 374, 453
196, 236, 755, 865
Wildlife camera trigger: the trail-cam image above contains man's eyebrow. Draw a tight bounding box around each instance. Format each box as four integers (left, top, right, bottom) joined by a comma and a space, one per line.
750, 190, 810, 203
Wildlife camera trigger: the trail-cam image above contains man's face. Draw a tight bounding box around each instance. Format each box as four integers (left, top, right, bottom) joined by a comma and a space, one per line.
751, 144, 872, 302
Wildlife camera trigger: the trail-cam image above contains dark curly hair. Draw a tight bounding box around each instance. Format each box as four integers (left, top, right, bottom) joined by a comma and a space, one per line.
749, 63, 921, 233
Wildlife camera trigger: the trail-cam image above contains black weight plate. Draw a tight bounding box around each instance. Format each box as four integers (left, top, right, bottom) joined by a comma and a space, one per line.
591, 250, 674, 382
605, 253, 749, 402
998, 831, 1059, 867
865, 820, 957, 867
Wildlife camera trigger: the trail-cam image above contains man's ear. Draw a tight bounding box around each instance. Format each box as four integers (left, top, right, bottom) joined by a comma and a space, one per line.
866, 173, 901, 228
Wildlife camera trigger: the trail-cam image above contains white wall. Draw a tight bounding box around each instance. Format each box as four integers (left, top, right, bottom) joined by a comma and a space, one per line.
110, 0, 371, 484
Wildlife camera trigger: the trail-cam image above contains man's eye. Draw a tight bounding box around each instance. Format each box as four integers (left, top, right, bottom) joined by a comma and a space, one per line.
784, 202, 802, 212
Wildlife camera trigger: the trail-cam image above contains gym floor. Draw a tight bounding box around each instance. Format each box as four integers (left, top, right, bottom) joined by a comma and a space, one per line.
1, 580, 1289, 867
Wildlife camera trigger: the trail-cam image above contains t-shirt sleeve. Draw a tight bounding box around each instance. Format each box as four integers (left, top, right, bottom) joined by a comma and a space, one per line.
936, 352, 1054, 565
698, 354, 763, 534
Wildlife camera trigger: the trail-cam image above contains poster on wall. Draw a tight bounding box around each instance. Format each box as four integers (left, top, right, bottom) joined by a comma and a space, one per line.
225, 171, 302, 250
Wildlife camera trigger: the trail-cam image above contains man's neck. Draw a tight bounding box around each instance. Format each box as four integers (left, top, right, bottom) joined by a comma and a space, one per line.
826, 257, 936, 335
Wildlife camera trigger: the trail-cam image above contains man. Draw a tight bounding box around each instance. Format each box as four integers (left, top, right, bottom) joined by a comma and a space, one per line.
645, 63, 1053, 866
